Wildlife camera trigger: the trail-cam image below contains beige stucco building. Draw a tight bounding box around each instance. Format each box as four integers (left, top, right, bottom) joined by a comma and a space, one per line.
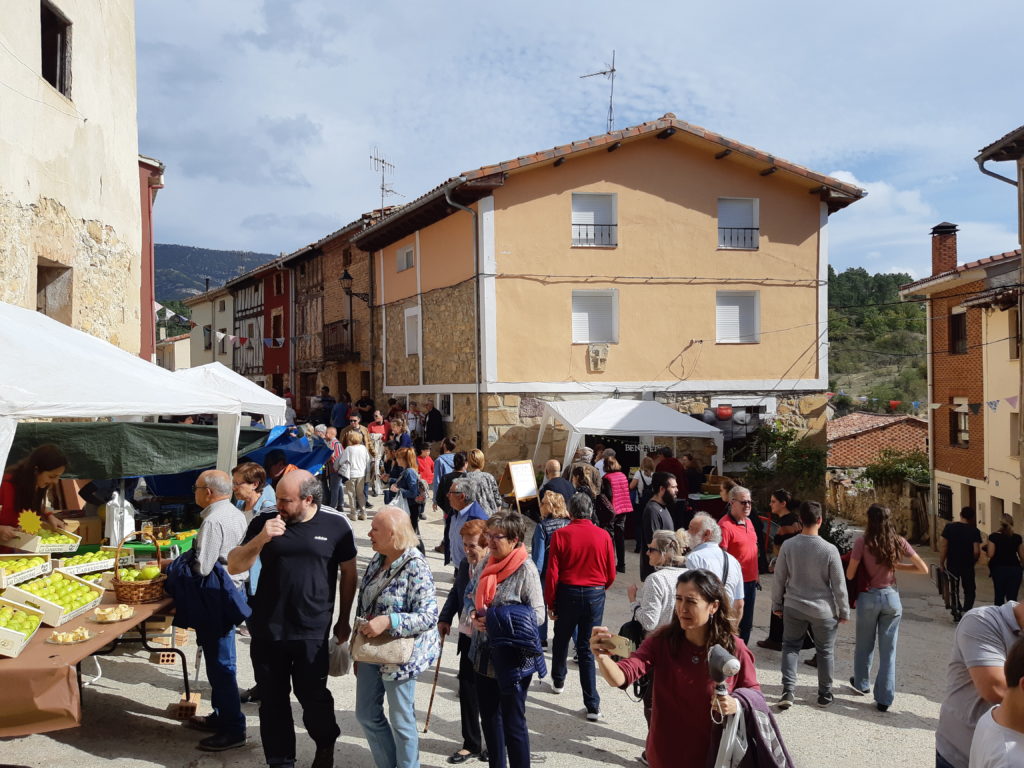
0, 0, 149, 355
185, 286, 235, 368
155, 332, 191, 371
353, 114, 865, 470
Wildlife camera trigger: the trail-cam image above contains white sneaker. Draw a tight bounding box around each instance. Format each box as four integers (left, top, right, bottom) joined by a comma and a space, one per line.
550, 682, 564, 694
586, 711, 604, 722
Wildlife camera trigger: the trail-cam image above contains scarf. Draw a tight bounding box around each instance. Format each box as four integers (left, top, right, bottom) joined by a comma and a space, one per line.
475, 545, 528, 613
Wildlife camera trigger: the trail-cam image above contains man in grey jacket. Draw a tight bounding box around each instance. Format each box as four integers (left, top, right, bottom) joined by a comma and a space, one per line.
772, 500, 849, 709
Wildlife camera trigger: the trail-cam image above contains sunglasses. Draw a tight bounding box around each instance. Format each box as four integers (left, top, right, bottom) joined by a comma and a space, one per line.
733, 500, 753, 506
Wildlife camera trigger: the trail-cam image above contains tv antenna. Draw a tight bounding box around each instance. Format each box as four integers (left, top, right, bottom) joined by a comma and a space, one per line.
580, 50, 617, 133
370, 146, 403, 216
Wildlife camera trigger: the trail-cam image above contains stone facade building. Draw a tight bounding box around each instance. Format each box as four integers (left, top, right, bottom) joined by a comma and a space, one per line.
352, 115, 865, 473
1, 0, 160, 357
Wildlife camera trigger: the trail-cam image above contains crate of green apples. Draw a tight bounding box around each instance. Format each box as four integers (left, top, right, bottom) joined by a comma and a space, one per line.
6, 527, 81, 554
2, 570, 104, 626
55, 547, 133, 576
0, 553, 52, 589
0, 597, 45, 658
80, 571, 116, 590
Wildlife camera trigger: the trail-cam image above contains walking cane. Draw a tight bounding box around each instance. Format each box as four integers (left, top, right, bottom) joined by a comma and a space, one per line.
423, 632, 446, 733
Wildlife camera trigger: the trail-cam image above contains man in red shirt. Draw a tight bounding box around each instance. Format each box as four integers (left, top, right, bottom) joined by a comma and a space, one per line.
720, 484, 759, 643
655, 447, 688, 495
545, 493, 616, 722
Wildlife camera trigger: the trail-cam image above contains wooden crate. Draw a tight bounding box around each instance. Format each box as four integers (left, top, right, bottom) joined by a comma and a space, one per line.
167, 692, 201, 720
148, 628, 190, 647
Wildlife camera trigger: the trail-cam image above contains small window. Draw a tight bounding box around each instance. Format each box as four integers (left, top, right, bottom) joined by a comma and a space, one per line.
1011, 412, 1020, 458
218, 299, 225, 312
343, 247, 353, 268
40, 2, 71, 98
397, 246, 415, 272
950, 397, 969, 447
716, 291, 760, 343
571, 193, 617, 246
404, 306, 420, 355
218, 327, 227, 355
271, 309, 283, 339
436, 393, 454, 421
718, 198, 759, 249
937, 484, 953, 520
949, 311, 967, 355
273, 273, 284, 296
1010, 308, 1020, 361
203, 326, 212, 351
571, 289, 618, 344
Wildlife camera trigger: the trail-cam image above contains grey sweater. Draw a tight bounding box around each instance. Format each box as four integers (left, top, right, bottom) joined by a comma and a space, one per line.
772, 534, 849, 620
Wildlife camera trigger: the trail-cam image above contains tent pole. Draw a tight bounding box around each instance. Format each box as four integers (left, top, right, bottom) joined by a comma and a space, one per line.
531, 416, 548, 467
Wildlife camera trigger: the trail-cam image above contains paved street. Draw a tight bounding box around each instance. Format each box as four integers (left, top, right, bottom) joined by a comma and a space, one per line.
2, 513, 967, 768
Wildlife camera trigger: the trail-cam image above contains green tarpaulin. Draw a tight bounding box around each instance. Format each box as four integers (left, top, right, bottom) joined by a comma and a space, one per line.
7, 422, 270, 479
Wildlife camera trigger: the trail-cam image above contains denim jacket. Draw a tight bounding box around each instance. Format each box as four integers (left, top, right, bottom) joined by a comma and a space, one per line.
357, 548, 440, 681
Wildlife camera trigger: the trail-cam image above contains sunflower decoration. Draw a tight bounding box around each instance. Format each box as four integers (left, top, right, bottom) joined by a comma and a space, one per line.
18, 510, 42, 535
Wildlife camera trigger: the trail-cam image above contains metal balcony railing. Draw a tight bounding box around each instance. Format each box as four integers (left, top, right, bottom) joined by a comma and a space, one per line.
324, 319, 358, 361
718, 227, 759, 249
571, 223, 618, 247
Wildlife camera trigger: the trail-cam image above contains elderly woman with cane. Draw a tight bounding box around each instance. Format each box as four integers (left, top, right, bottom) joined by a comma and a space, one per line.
591, 570, 761, 768
465, 511, 545, 768
354, 506, 440, 768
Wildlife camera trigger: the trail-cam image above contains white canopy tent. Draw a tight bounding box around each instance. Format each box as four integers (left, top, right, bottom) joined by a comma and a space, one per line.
175, 362, 286, 428
0, 301, 244, 474
531, 398, 725, 475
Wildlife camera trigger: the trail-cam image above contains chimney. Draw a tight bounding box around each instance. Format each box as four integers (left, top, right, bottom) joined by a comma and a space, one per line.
931, 222, 958, 276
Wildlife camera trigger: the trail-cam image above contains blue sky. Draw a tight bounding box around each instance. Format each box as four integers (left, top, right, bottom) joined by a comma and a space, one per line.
136, 0, 1022, 278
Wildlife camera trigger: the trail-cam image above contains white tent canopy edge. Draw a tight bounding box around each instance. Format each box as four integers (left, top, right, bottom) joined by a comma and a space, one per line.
174, 362, 286, 428
531, 398, 725, 475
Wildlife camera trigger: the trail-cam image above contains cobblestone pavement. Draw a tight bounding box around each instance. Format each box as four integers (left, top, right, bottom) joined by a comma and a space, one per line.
2, 513, 969, 767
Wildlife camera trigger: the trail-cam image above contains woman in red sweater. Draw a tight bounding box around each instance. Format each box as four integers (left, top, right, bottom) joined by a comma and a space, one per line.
0, 444, 69, 541
591, 569, 760, 768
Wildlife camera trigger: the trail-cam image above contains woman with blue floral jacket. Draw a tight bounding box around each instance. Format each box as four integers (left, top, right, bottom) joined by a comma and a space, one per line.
355, 506, 440, 768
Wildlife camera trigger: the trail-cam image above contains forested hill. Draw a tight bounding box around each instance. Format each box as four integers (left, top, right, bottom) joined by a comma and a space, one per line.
828, 266, 927, 412
155, 244, 274, 301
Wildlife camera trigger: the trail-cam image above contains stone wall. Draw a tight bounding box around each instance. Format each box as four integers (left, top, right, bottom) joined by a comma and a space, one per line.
0, 192, 140, 352
384, 298, 420, 386
422, 281, 476, 386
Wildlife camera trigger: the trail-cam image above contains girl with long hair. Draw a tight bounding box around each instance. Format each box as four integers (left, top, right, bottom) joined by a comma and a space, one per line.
591, 569, 759, 768
845, 503, 927, 711
0, 444, 69, 540
986, 513, 1024, 605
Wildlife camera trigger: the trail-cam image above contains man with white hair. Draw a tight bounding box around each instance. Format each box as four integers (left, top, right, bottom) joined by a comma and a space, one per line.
447, 476, 489, 570
719, 484, 760, 643
684, 512, 744, 619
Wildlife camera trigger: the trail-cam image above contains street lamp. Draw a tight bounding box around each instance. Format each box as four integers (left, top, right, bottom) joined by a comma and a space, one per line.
339, 270, 369, 358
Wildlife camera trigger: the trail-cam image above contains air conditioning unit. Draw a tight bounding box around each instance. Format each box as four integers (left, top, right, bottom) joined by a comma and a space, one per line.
588, 343, 609, 372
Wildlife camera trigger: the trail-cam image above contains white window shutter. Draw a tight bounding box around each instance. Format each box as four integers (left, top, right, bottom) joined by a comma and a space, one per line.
718, 199, 755, 228
572, 290, 616, 343
716, 292, 758, 343
404, 309, 420, 355
571, 194, 614, 225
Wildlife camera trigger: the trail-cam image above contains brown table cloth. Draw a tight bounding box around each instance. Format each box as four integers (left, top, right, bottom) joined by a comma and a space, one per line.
0, 593, 174, 737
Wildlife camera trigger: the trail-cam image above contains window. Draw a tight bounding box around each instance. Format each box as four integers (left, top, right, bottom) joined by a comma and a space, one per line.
273, 273, 284, 296
937, 484, 953, 520
1011, 412, 1020, 458
360, 370, 371, 394
404, 307, 420, 355
36, 257, 73, 324
436, 393, 454, 421
571, 193, 617, 246
950, 397, 969, 447
716, 291, 760, 343
949, 310, 967, 354
203, 326, 212, 350
397, 246, 415, 272
343, 247, 353, 268
40, 2, 71, 97
571, 289, 618, 344
271, 308, 283, 339
1010, 308, 1021, 360
218, 327, 227, 355
717, 198, 759, 249
218, 299, 225, 312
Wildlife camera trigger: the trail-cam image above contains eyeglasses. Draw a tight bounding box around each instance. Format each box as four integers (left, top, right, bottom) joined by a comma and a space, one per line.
484, 533, 508, 542
192, 484, 208, 492
732, 500, 753, 506
646, 547, 660, 553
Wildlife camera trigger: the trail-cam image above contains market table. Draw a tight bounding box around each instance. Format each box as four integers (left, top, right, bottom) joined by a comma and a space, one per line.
0, 593, 187, 737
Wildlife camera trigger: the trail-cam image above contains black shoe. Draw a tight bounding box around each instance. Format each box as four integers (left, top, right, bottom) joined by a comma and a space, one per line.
447, 751, 478, 765
756, 639, 782, 651
240, 685, 261, 703
777, 691, 795, 710
804, 655, 818, 668
876, 702, 889, 712
197, 732, 246, 752
848, 677, 869, 696
186, 715, 220, 732
478, 753, 489, 763
311, 744, 335, 768
817, 692, 834, 707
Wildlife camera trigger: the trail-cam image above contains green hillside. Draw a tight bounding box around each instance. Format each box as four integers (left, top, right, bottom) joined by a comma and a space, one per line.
155, 244, 274, 301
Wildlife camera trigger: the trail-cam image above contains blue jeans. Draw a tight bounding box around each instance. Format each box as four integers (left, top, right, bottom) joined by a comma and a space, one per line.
197, 628, 245, 738
936, 751, 956, 768
355, 662, 419, 768
329, 474, 345, 510
853, 587, 902, 707
477, 671, 532, 768
551, 585, 605, 714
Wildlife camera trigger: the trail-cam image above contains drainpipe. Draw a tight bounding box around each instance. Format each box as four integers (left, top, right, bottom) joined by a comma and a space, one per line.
444, 180, 483, 449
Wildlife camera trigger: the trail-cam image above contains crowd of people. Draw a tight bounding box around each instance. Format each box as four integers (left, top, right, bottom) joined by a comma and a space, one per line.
10, 426, 1024, 768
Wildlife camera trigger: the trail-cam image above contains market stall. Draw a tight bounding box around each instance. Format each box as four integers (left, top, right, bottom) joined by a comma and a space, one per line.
174, 362, 286, 428
531, 397, 726, 474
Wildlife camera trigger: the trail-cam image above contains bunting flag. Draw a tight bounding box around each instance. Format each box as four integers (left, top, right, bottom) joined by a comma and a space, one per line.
172, 313, 190, 324
987, 400, 1000, 412
239, 337, 248, 345
954, 404, 969, 413
968, 403, 982, 415
930, 403, 942, 410
1007, 396, 1020, 409
888, 400, 902, 409
189, 321, 198, 329
154, 302, 165, 316
912, 401, 920, 409
275, 337, 285, 346
215, 331, 226, 341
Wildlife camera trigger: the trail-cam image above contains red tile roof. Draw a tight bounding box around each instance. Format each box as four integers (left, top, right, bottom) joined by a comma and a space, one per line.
900, 249, 1021, 294
827, 411, 926, 441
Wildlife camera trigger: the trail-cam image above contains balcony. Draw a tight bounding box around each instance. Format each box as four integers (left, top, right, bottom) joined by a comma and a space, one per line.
324, 319, 360, 362
718, 227, 759, 249
571, 223, 617, 247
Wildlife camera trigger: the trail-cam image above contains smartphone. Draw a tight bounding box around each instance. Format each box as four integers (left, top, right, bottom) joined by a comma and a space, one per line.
608, 634, 635, 658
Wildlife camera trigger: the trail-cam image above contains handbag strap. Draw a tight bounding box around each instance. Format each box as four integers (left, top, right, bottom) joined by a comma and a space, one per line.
358, 555, 413, 619
721, 550, 729, 586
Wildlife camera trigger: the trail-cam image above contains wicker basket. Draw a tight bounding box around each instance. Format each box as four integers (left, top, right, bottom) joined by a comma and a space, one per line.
112, 531, 167, 604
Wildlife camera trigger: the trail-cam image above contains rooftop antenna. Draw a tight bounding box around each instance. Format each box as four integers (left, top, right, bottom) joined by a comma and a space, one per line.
370, 146, 403, 218
580, 50, 616, 133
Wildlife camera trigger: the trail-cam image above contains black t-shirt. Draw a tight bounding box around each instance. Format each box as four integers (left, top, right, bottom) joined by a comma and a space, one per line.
774, 512, 800, 547
988, 532, 1023, 568
356, 397, 375, 415
244, 506, 357, 641
942, 521, 982, 570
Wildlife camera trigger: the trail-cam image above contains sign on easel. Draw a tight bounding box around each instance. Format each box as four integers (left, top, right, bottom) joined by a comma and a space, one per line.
498, 460, 538, 514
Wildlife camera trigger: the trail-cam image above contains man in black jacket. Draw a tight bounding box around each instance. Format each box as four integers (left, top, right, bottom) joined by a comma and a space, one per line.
423, 400, 446, 444
639, 472, 677, 581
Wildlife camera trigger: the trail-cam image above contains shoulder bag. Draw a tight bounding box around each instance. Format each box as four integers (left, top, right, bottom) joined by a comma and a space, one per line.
350, 557, 416, 665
